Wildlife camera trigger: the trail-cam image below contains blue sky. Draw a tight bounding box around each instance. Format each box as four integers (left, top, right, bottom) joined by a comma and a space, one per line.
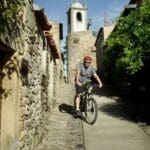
34, 0, 129, 42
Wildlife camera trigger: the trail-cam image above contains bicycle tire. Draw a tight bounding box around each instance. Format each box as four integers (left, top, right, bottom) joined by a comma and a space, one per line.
85, 98, 98, 125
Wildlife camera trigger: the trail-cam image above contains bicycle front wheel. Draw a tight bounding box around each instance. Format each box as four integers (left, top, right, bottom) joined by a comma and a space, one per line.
85, 98, 98, 125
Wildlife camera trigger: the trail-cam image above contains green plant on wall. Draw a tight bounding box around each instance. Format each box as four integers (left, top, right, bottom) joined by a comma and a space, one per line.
104, 0, 150, 90
0, 0, 26, 33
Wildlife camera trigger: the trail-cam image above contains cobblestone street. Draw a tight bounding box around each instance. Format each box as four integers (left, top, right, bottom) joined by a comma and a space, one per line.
35, 83, 150, 150
35, 83, 84, 150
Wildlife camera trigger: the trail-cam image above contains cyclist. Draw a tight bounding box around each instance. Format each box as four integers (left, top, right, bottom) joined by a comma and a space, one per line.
74, 55, 103, 115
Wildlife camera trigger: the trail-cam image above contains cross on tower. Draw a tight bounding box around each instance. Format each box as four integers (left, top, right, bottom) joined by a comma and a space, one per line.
104, 13, 111, 26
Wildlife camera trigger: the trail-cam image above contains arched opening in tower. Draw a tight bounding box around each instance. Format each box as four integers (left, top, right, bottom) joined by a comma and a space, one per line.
77, 12, 82, 22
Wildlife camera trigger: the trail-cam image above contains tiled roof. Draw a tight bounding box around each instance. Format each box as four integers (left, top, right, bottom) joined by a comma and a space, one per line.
34, 10, 52, 30
34, 4, 60, 59
44, 31, 60, 59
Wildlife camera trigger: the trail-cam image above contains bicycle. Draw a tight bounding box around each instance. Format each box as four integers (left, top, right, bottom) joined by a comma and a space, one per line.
79, 81, 98, 125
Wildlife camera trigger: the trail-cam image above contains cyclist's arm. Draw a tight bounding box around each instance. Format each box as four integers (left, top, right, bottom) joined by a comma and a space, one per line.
75, 70, 82, 86
93, 73, 103, 88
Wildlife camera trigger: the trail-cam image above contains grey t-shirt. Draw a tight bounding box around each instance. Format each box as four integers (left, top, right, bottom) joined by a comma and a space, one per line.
77, 63, 96, 83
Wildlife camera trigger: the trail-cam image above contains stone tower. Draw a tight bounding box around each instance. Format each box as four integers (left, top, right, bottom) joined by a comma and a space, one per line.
67, 0, 88, 34
67, 0, 96, 83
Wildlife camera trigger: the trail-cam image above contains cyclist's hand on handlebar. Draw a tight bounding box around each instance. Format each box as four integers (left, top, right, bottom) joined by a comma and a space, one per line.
76, 81, 82, 86
98, 83, 103, 88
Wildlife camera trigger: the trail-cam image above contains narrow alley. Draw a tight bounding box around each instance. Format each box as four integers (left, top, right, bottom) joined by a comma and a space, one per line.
35, 83, 150, 150
0, 0, 150, 150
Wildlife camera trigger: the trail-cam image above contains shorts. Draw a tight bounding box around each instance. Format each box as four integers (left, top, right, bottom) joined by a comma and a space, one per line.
75, 84, 84, 94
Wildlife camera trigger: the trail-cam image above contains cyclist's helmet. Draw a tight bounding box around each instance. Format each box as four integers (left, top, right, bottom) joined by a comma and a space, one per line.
84, 55, 92, 62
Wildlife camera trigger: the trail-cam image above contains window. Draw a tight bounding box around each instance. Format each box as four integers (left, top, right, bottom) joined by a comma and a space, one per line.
77, 12, 82, 22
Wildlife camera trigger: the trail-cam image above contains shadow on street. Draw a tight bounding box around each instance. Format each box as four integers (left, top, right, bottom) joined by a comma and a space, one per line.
58, 103, 88, 123
93, 84, 119, 98
59, 103, 74, 115
98, 102, 134, 122
94, 84, 150, 124
92, 84, 137, 122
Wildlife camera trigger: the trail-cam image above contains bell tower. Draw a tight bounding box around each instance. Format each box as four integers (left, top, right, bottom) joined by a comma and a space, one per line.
66, 0, 96, 83
67, 0, 88, 34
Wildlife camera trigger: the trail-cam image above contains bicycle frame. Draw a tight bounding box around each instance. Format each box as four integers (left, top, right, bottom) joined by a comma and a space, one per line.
80, 82, 93, 111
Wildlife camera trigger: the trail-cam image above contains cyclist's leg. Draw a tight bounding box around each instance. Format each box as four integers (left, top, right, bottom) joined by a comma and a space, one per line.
75, 84, 83, 114
75, 93, 81, 111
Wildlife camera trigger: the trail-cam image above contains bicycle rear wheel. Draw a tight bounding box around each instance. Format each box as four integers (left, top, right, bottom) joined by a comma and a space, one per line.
85, 98, 98, 125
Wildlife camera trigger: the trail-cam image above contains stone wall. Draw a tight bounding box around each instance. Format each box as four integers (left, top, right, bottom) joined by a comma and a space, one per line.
52, 59, 64, 106
67, 31, 96, 83
0, 1, 62, 150
49, 21, 64, 104
95, 25, 115, 78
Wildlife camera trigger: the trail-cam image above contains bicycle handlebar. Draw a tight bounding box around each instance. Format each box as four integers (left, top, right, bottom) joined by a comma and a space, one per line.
82, 80, 92, 85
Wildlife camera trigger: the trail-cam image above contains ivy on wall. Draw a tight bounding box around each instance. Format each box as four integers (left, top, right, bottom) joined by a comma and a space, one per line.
0, 0, 26, 33
104, 0, 150, 93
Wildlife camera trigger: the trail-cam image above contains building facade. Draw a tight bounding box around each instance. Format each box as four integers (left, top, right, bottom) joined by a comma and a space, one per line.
48, 21, 64, 103
0, 1, 63, 150
95, 25, 115, 79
